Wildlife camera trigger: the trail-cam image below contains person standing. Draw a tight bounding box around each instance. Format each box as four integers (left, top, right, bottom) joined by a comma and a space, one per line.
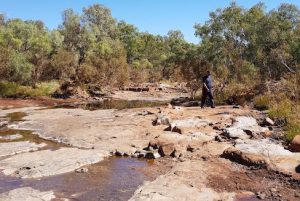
201, 71, 215, 108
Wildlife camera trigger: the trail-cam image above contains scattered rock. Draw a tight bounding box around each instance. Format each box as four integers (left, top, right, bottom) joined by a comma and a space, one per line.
75, 167, 88, 173
290, 135, 300, 152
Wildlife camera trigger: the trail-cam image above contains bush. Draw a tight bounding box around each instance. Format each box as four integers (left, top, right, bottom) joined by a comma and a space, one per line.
0, 81, 59, 98
251, 93, 300, 141
254, 94, 272, 110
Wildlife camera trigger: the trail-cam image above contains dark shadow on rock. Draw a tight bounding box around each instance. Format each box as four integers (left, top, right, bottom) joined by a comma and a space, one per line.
295, 165, 300, 173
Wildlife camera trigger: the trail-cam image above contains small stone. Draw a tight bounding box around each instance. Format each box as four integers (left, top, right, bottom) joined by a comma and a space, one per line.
186, 145, 195, 152
158, 143, 176, 157
270, 188, 277, 193
201, 156, 209, 161
264, 117, 275, 126
131, 153, 139, 158
115, 150, 123, 157
145, 151, 161, 159
75, 167, 88, 173
138, 153, 146, 158
215, 135, 224, 142
295, 191, 300, 197
256, 192, 266, 200
152, 115, 170, 126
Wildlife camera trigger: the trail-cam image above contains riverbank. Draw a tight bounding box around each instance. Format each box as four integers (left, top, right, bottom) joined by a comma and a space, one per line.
0, 90, 299, 200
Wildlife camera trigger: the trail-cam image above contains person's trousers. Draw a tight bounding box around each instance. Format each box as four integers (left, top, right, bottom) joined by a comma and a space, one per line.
201, 89, 214, 108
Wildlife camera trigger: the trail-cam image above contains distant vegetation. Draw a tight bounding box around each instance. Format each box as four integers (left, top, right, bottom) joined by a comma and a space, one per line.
0, 2, 299, 140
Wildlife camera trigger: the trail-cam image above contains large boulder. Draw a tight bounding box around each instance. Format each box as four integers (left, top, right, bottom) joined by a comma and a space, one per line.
223, 139, 300, 177
290, 135, 300, 152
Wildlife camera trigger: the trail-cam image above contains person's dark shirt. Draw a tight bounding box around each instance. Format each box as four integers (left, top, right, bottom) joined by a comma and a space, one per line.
202, 75, 212, 90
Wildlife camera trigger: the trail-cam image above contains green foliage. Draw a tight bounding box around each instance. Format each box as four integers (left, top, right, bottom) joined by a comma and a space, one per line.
8, 51, 33, 84
0, 81, 59, 98
254, 95, 272, 110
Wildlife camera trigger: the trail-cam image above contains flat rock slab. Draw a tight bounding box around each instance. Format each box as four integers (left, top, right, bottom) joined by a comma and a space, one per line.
129, 160, 237, 201
0, 141, 46, 157
0, 148, 109, 178
0, 134, 23, 140
0, 187, 55, 201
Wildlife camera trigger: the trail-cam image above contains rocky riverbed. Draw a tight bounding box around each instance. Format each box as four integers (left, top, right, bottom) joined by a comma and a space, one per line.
0, 93, 299, 201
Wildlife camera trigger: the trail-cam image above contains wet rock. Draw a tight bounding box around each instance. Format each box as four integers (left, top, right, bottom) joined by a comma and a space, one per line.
290, 135, 300, 152
129, 160, 237, 201
145, 151, 161, 159
0, 187, 55, 201
0, 141, 46, 157
0, 134, 23, 140
158, 143, 176, 157
115, 150, 124, 156
75, 167, 88, 173
0, 148, 109, 178
138, 152, 146, 158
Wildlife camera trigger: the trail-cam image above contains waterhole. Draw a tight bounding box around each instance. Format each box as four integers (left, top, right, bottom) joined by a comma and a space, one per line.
0, 157, 158, 201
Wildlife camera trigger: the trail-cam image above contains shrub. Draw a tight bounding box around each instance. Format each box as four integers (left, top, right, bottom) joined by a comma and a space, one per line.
254, 94, 272, 110
0, 81, 59, 98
